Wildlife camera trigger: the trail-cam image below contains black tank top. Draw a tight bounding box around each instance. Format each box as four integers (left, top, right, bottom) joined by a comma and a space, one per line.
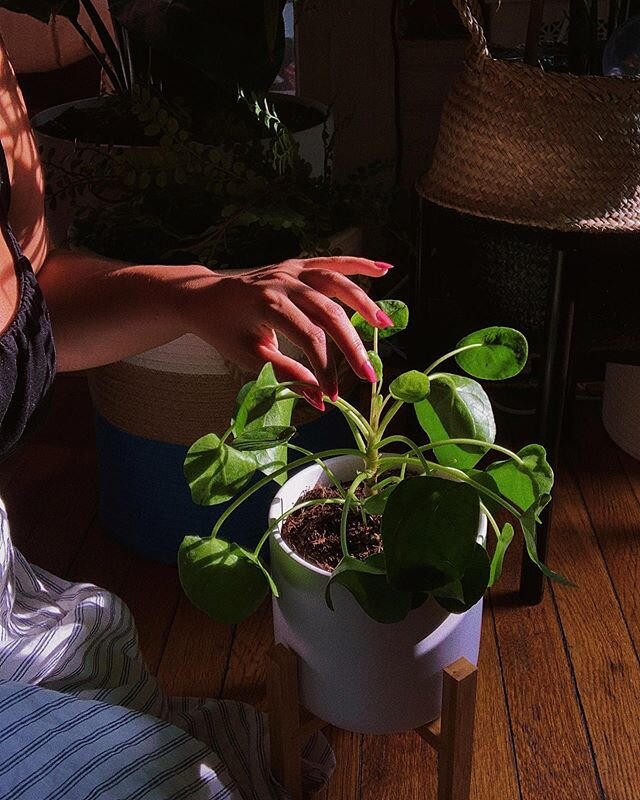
0, 142, 56, 460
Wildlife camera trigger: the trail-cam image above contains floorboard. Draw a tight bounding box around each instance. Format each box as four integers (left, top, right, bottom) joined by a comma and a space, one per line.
570, 404, 640, 662
490, 539, 603, 800
549, 468, 640, 800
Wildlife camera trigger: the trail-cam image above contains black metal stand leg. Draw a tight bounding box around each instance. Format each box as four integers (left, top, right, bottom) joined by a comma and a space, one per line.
519, 247, 576, 605
411, 196, 427, 369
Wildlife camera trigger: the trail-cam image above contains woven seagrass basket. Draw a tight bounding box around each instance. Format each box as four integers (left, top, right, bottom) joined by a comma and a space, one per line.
418, 0, 640, 232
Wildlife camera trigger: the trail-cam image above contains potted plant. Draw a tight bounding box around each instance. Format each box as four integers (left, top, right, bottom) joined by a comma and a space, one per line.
1, 0, 333, 243
178, 300, 569, 734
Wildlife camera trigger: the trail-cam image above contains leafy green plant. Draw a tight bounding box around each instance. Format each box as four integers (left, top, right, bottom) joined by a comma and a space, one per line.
10, 0, 391, 267
66, 118, 392, 268
178, 301, 569, 625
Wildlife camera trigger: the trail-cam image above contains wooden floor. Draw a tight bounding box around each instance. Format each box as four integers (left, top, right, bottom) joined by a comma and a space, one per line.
1, 374, 639, 800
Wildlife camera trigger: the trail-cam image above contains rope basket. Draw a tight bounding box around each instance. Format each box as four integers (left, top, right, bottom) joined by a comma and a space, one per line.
418, 0, 640, 232
88, 334, 360, 445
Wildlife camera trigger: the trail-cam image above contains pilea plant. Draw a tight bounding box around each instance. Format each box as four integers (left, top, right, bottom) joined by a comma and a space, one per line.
178, 301, 569, 625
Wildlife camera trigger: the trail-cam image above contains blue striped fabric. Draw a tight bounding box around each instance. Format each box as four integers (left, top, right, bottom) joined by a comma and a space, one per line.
0, 498, 334, 799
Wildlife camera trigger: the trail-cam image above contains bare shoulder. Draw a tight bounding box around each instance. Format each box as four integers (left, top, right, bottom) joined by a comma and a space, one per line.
0, 35, 50, 274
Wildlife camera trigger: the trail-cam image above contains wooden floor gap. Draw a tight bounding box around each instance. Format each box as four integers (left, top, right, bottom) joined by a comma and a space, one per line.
548, 582, 606, 800
487, 592, 524, 800
220, 624, 239, 699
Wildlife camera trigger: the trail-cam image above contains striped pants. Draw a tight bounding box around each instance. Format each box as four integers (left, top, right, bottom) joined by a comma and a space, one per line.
0, 499, 333, 799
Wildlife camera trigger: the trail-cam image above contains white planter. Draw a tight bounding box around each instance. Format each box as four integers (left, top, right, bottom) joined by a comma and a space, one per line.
32, 94, 331, 245
603, 362, 640, 461
269, 456, 486, 735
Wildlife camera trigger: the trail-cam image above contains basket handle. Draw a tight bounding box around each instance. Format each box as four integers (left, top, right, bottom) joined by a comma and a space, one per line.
451, 0, 489, 61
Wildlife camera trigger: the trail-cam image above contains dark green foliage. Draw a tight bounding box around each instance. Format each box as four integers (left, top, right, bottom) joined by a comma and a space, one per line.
178, 314, 567, 626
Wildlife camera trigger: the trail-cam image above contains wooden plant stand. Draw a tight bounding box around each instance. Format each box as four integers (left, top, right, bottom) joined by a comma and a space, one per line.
267, 644, 478, 800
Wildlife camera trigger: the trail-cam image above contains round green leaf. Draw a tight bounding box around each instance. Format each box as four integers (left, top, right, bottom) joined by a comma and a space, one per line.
178, 536, 270, 624
389, 370, 430, 403
520, 509, 572, 586
231, 363, 281, 436
184, 433, 256, 506
325, 554, 413, 624
486, 444, 554, 513
233, 426, 296, 451
351, 300, 409, 342
434, 543, 490, 614
382, 476, 481, 592
230, 362, 294, 485
367, 350, 383, 382
455, 327, 528, 380
489, 523, 515, 587
465, 470, 501, 518
415, 374, 495, 469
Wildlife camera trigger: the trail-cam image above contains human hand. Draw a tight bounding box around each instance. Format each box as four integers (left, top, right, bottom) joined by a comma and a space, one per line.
189, 257, 395, 409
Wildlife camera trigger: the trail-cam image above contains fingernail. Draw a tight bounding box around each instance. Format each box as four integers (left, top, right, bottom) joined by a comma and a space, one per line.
301, 389, 325, 412
360, 360, 378, 383
374, 261, 394, 270
376, 310, 394, 327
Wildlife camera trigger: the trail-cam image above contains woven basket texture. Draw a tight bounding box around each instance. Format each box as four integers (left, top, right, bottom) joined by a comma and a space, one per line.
88, 346, 360, 446
418, 0, 640, 232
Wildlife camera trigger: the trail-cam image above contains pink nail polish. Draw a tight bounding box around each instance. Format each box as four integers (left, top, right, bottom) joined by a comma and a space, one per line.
361, 360, 378, 383
301, 389, 325, 412
374, 261, 394, 270
376, 310, 394, 327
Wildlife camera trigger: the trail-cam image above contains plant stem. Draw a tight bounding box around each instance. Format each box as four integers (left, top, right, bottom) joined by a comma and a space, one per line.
342, 414, 367, 453
373, 435, 432, 473
377, 393, 393, 419
377, 399, 403, 439
287, 444, 350, 497
339, 473, 368, 558
276, 383, 371, 441
423, 343, 482, 375
209, 448, 364, 539
326, 397, 373, 438
481, 502, 501, 541
70, 19, 125, 95
80, 0, 127, 91
370, 328, 379, 429
112, 19, 135, 93
377, 437, 526, 466
253, 497, 345, 557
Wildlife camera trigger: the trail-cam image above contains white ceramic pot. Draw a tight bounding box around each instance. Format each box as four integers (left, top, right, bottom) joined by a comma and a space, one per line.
603, 362, 640, 461
269, 456, 486, 735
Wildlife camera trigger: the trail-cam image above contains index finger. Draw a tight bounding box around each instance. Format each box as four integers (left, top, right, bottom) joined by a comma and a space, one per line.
300, 257, 393, 277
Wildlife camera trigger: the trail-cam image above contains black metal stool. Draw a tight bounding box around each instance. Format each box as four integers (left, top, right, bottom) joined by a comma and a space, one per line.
415, 199, 640, 604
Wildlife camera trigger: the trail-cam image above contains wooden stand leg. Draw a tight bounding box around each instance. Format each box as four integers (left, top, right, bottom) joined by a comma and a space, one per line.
417, 658, 479, 800
268, 643, 304, 800
268, 646, 478, 800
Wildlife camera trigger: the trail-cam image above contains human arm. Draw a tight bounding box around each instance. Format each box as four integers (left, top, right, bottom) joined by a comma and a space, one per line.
37, 248, 392, 404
